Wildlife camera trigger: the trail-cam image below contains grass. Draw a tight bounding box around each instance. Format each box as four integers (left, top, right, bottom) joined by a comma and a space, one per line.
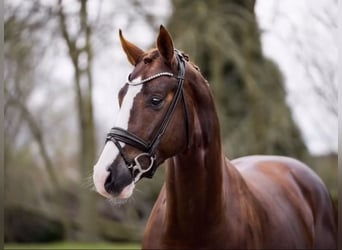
4, 242, 141, 250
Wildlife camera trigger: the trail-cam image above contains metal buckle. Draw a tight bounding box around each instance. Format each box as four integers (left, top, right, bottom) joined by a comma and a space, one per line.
129, 153, 156, 183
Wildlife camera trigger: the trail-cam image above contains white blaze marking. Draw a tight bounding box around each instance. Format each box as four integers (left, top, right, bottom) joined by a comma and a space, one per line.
93, 142, 118, 198
93, 77, 142, 198
115, 78, 143, 129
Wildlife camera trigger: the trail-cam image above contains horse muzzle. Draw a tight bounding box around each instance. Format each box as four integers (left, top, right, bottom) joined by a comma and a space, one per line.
93, 146, 135, 199
104, 160, 135, 198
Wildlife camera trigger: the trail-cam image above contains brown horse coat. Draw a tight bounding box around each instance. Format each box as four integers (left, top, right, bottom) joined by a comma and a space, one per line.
94, 26, 337, 249
139, 28, 337, 250
142, 153, 336, 249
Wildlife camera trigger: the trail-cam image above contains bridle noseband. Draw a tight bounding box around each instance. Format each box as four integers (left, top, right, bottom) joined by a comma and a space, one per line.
106, 50, 190, 183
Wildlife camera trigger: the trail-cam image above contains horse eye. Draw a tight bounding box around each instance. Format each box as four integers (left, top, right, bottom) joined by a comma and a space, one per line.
150, 97, 163, 107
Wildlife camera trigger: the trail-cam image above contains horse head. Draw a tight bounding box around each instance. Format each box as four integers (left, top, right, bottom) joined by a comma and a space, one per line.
93, 26, 195, 200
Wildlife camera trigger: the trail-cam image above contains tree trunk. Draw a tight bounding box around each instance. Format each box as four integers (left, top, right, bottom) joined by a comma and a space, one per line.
58, 0, 97, 241
168, 0, 310, 161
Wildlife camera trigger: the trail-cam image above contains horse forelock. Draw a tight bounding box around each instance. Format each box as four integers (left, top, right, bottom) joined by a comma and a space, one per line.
129, 50, 163, 80
128, 48, 201, 84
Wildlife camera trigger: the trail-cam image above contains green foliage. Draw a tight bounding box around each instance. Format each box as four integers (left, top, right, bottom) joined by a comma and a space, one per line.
5, 206, 64, 243
4, 146, 55, 214
312, 154, 338, 206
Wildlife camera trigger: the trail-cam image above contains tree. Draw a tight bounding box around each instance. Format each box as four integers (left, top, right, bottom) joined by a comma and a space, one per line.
258, 0, 337, 153
57, 0, 97, 241
167, 0, 310, 160
4, 1, 73, 239
4, 0, 167, 242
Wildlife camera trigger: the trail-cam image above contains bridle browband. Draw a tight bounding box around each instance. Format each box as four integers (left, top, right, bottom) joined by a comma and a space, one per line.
106, 50, 190, 183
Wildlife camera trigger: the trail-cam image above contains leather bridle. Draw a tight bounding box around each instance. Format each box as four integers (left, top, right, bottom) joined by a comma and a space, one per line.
106, 50, 190, 183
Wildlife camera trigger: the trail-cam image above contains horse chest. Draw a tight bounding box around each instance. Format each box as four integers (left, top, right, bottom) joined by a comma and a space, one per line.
142, 194, 255, 249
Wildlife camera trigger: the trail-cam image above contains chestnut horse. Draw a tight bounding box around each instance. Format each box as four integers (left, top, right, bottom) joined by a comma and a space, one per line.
93, 26, 337, 249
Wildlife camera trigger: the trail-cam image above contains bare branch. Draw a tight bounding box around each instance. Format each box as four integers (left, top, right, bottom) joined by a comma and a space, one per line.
5, 87, 60, 189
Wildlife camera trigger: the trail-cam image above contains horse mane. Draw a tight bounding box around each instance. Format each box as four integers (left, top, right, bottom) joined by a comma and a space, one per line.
177, 50, 201, 72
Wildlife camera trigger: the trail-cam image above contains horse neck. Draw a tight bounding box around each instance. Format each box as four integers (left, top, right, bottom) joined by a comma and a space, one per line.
164, 71, 231, 233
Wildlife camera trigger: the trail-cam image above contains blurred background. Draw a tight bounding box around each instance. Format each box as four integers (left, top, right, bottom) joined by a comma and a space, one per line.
4, 0, 337, 247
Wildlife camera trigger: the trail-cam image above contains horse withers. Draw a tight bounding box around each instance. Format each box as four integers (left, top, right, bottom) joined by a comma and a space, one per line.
92, 25, 337, 249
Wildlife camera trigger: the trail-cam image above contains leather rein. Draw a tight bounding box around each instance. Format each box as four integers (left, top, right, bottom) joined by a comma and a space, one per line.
106, 50, 190, 183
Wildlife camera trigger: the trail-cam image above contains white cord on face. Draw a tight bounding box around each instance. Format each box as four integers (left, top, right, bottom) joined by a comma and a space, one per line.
127, 72, 174, 86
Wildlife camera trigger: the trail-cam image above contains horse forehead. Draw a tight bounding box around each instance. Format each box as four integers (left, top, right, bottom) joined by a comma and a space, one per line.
129, 52, 165, 80
115, 77, 143, 129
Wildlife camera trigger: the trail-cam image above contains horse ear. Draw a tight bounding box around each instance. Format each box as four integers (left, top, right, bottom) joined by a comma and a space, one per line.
157, 25, 174, 64
119, 29, 145, 65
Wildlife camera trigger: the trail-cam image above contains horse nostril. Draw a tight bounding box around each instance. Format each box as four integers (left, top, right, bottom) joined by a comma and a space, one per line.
104, 164, 133, 196
104, 171, 114, 194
